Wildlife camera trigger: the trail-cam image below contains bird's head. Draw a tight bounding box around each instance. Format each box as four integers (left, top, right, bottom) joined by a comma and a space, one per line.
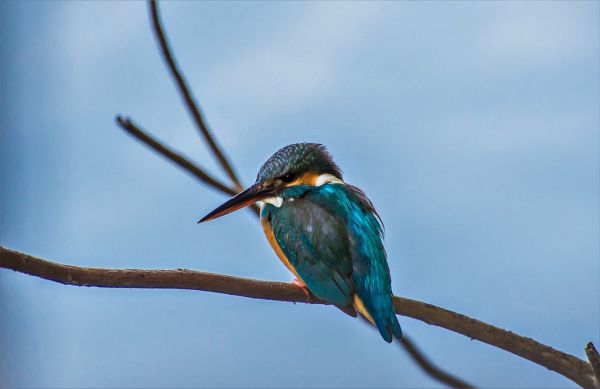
199, 143, 342, 222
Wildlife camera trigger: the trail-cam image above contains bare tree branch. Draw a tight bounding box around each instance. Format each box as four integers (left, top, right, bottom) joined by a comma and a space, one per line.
586, 342, 600, 388
400, 336, 473, 388
116, 115, 235, 196
148, 0, 243, 191
393, 298, 597, 389
115, 116, 260, 216
1, 247, 596, 388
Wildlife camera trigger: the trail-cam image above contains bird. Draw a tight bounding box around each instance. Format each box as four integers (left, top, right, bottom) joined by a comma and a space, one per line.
199, 143, 402, 342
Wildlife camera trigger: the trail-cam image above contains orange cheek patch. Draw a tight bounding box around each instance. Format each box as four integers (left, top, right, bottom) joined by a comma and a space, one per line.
285, 172, 320, 187
302, 172, 321, 186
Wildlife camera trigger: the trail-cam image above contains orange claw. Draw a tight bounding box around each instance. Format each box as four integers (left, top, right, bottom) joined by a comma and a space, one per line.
291, 278, 311, 301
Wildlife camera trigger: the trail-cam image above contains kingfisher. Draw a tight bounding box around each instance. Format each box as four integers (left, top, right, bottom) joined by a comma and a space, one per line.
199, 143, 402, 342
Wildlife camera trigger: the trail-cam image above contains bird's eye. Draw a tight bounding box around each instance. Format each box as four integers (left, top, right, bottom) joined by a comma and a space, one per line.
280, 173, 296, 183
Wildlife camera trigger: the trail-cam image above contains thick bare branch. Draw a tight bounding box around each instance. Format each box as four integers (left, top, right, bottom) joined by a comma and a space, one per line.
1, 247, 595, 388
148, 0, 243, 191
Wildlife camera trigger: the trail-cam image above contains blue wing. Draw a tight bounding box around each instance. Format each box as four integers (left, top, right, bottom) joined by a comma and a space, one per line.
343, 185, 402, 342
262, 184, 401, 342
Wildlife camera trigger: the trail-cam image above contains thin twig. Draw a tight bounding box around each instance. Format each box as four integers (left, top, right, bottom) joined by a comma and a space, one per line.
115, 115, 235, 196
115, 116, 260, 216
357, 315, 474, 388
585, 342, 600, 389
400, 336, 473, 388
148, 0, 243, 191
0, 247, 595, 388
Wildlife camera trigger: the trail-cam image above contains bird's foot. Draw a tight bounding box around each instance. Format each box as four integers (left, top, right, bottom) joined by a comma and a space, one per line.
291, 278, 311, 302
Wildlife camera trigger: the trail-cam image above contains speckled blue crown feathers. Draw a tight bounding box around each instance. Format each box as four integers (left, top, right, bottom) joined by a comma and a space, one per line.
256, 143, 342, 183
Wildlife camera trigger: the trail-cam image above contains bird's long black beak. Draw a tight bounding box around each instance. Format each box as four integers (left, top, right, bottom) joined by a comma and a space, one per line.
198, 183, 270, 223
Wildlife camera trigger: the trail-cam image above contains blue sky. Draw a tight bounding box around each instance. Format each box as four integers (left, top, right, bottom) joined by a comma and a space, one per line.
1, 1, 598, 387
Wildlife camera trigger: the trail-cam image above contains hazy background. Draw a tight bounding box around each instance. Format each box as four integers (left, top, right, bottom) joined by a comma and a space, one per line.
1, 1, 598, 387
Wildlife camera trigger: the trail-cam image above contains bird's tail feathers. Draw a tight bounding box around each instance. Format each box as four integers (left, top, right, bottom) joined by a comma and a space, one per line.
354, 295, 402, 343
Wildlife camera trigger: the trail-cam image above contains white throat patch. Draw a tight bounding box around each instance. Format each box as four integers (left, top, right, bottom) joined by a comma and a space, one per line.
315, 173, 344, 186
261, 196, 283, 208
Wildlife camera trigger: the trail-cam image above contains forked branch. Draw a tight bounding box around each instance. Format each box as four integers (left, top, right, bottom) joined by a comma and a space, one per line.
117, 116, 236, 196
148, 0, 243, 191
